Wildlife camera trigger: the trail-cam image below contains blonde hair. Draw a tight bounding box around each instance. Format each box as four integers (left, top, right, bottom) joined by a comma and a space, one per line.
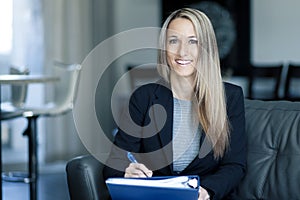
157, 8, 229, 159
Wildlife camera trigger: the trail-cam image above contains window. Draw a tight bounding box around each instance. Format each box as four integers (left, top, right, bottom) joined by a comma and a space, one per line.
0, 1, 13, 55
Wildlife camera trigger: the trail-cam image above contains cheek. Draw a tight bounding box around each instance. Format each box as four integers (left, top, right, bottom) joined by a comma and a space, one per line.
191, 49, 199, 63
166, 50, 175, 63
166, 44, 178, 56
189, 46, 199, 58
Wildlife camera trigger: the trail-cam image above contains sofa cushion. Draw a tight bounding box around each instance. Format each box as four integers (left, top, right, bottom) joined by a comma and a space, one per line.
237, 99, 300, 199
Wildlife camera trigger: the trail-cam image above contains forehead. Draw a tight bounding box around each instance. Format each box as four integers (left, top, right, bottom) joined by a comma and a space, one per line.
167, 18, 196, 37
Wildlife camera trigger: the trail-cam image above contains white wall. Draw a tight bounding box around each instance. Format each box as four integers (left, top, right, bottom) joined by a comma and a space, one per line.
251, 0, 300, 63
111, 0, 161, 90
113, 0, 161, 33
42, 0, 94, 162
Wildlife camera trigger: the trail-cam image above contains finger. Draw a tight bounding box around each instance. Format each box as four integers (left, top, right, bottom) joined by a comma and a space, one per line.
136, 163, 153, 177
125, 170, 145, 177
129, 163, 152, 177
124, 164, 140, 178
125, 163, 152, 178
198, 187, 210, 200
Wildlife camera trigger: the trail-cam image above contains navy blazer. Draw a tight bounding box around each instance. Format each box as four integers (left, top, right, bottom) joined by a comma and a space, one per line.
103, 81, 246, 200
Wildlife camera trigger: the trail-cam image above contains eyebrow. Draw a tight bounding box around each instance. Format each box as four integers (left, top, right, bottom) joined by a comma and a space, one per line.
167, 35, 177, 38
167, 35, 197, 39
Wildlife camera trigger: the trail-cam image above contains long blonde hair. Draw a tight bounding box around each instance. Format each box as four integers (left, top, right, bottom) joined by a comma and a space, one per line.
157, 8, 229, 159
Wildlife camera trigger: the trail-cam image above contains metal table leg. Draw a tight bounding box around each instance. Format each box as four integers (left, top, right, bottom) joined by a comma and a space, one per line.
26, 116, 38, 200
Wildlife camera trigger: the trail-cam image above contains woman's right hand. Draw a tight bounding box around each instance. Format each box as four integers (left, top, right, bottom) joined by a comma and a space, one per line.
124, 163, 153, 178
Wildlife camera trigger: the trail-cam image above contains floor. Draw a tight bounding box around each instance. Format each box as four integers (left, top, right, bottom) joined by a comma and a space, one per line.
2, 163, 70, 200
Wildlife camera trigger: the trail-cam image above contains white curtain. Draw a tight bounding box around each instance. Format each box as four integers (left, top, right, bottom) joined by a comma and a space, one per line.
41, 0, 96, 162
3, 0, 45, 164
11, 0, 44, 72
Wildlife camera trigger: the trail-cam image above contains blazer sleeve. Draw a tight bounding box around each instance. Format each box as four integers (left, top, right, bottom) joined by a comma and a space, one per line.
103, 84, 156, 180
200, 84, 247, 200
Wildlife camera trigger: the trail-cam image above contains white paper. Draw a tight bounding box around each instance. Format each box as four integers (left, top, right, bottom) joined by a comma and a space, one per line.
106, 176, 198, 189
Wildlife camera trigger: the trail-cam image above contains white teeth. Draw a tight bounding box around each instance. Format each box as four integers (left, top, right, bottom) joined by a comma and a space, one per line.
176, 60, 191, 65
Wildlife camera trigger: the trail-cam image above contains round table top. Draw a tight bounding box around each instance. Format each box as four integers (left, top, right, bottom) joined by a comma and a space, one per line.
0, 74, 59, 84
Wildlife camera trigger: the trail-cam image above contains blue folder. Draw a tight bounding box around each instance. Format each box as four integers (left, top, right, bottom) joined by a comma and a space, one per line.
105, 175, 200, 200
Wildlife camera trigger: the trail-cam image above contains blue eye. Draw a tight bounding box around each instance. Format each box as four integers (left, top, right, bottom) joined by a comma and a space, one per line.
189, 39, 198, 45
169, 39, 178, 44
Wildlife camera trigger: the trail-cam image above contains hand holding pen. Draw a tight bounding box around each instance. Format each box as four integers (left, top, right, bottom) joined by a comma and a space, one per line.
125, 152, 153, 178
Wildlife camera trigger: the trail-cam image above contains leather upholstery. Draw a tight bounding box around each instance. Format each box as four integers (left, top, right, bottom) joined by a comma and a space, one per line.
236, 99, 300, 199
66, 99, 300, 200
66, 155, 110, 200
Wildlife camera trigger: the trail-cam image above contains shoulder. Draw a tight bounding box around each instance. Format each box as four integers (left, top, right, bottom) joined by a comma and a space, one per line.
224, 82, 243, 94
224, 82, 244, 100
223, 82, 245, 112
132, 79, 172, 99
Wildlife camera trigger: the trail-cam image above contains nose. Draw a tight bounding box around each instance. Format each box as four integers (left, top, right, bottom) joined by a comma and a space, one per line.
178, 42, 187, 56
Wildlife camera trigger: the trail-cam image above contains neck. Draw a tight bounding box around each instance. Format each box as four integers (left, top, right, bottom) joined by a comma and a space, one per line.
170, 72, 195, 100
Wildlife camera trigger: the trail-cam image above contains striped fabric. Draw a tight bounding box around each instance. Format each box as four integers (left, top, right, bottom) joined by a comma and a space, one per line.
172, 98, 201, 172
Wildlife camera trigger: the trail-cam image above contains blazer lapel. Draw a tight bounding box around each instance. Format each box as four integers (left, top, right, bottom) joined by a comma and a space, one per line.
151, 83, 174, 172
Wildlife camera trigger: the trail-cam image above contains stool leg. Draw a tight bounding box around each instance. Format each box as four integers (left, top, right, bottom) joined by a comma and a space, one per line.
26, 116, 38, 200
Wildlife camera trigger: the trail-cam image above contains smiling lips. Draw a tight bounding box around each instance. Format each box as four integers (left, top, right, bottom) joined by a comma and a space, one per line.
175, 59, 192, 66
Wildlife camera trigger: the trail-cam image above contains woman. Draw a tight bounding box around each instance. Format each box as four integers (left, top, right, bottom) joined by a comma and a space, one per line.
103, 8, 246, 200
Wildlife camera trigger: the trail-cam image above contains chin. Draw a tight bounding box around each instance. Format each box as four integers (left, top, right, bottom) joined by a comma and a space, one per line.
173, 70, 195, 78
173, 65, 195, 76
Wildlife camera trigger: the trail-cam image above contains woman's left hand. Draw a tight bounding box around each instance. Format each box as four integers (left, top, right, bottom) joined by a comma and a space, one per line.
198, 187, 210, 200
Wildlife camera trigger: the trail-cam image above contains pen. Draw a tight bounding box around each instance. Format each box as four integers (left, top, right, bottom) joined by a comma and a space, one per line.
127, 152, 149, 177
127, 152, 138, 163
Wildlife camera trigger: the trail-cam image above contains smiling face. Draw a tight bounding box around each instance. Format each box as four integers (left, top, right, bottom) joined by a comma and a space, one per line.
166, 18, 199, 79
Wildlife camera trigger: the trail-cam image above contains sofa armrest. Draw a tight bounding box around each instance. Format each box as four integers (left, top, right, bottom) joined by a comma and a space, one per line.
66, 155, 110, 200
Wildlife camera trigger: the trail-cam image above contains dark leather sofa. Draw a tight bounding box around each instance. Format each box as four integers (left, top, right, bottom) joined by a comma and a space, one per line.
66, 99, 300, 200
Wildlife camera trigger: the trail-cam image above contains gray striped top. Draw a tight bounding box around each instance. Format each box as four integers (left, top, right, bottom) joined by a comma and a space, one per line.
173, 98, 201, 172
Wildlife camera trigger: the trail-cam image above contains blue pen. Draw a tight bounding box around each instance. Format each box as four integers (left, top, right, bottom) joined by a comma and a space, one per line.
127, 152, 138, 163
127, 152, 149, 177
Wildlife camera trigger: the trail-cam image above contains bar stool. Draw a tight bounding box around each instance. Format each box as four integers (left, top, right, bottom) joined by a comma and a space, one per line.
2, 62, 81, 200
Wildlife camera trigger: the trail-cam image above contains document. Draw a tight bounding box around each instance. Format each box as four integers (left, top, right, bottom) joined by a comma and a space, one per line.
105, 175, 200, 200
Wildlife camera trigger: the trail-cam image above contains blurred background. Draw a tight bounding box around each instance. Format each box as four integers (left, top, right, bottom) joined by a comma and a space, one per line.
0, 0, 299, 199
